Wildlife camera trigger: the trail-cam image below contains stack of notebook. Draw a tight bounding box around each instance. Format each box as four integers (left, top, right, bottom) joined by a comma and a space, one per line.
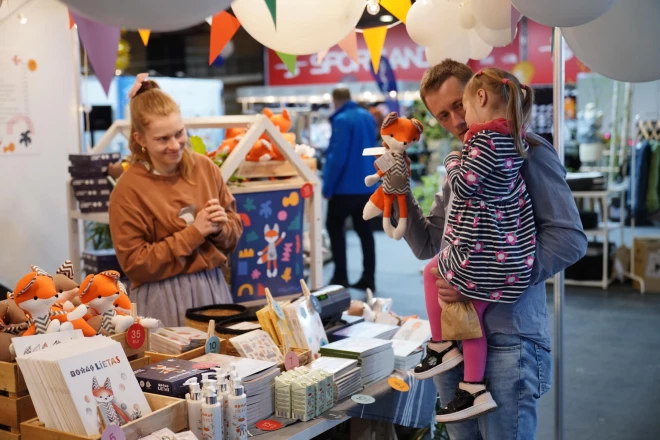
193, 353, 280, 425
150, 326, 208, 355
330, 321, 399, 341
391, 319, 432, 371
319, 338, 394, 387
310, 356, 362, 401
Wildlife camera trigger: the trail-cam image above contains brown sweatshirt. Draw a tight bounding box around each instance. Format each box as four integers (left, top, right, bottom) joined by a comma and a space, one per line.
109, 153, 243, 288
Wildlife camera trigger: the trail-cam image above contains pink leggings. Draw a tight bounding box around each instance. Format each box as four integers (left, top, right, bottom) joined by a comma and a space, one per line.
424, 256, 489, 382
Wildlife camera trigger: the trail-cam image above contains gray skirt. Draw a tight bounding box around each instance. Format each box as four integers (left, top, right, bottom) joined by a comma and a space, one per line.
130, 268, 232, 327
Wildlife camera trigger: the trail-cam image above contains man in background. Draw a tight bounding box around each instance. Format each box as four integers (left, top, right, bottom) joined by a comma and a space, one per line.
323, 88, 377, 291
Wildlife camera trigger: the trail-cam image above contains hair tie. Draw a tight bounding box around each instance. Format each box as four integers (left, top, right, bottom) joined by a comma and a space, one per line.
502, 78, 510, 85
128, 73, 149, 98
476, 70, 483, 76
521, 84, 527, 90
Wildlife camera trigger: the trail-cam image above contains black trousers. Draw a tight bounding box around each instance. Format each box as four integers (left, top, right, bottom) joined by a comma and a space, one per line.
326, 194, 376, 284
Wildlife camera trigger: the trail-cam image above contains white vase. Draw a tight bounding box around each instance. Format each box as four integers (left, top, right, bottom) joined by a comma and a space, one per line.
579, 142, 604, 163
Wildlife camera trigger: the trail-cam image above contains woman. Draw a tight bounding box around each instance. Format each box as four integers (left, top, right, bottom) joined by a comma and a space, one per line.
109, 74, 243, 326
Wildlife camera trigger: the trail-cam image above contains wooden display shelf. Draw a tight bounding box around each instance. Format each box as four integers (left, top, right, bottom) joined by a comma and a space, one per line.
110, 328, 150, 360
234, 157, 317, 179
0, 360, 32, 440
21, 393, 187, 440
146, 344, 225, 364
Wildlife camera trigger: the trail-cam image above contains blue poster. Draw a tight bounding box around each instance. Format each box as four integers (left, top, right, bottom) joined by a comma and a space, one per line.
370, 55, 399, 114
230, 189, 305, 303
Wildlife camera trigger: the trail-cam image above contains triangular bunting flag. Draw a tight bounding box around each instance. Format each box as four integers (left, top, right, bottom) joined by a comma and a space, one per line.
265, 0, 277, 28
71, 12, 119, 96
206, 16, 213, 26
317, 49, 329, 64
138, 29, 151, 46
379, 0, 412, 23
511, 6, 521, 41
276, 51, 297, 75
209, 11, 241, 65
363, 26, 388, 73
68, 10, 75, 29
338, 30, 359, 64
0, 0, 5, 9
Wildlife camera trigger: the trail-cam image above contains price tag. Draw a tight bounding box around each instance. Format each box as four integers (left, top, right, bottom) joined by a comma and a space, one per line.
255, 419, 283, 431
309, 295, 322, 314
321, 410, 347, 421
125, 323, 145, 349
388, 376, 410, 392
101, 425, 125, 440
284, 351, 300, 371
272, 301, 285, 320
351, 394, 375, 405
205, 335, 221, 354
375, 151, 395, 173
301, 183, 313, 199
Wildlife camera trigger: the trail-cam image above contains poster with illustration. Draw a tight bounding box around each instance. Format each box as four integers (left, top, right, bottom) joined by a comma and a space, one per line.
230, 189, 304, 303
1, 50, 38, 156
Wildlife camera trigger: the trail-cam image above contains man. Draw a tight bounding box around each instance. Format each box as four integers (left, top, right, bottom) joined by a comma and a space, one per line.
323, 88, 378, 291
395, 60, 587, 439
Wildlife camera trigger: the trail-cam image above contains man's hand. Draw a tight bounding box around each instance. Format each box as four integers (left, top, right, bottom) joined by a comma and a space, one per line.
429, 266, 467, 303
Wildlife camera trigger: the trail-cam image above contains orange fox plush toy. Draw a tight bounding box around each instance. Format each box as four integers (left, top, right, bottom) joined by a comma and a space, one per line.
363, 112, 423, 240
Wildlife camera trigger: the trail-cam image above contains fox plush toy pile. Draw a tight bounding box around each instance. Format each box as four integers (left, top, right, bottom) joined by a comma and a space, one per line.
363, 112, 423, 240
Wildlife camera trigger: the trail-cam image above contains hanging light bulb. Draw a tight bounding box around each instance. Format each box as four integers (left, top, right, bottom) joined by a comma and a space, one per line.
366, 0, 380, 15
17, 13, 27, 24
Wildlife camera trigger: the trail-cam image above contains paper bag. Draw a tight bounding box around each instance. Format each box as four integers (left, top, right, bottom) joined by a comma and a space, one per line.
441, 300, 483, 340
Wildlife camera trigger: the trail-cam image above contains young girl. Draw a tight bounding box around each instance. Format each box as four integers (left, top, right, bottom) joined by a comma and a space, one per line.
412, 68, 536, 423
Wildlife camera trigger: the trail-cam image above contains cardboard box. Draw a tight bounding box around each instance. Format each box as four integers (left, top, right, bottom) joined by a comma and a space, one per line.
133, 359, 210, 397
633, 237, 660, 292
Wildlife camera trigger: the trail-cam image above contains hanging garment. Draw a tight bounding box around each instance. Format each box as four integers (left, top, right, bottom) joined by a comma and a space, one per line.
646, 140, 660, 214
630, 140, 652, 223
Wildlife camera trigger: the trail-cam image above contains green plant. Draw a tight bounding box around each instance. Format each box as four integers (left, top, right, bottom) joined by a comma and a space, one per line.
85, 221, 113, 250
411, 100, 451, 141
413, 172, 440, 215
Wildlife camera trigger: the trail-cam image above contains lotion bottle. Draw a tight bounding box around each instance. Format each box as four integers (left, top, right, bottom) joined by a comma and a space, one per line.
228, 378, 247, 440
201, 386, 222, 440
201, 372, 218, 393
214, 369, 231, 440
183, 378, 204, 440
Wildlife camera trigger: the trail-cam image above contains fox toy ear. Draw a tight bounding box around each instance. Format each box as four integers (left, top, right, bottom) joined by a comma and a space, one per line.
282, 109, 290, 121
264, 224, 271, 233
263, 108, 273, 118
104, 377, 112, 390
56, 261, 75, 280
381, 112, 399, 129
92, 376, 99, 390
273, 224, 280, 233
411, 118, 424, 134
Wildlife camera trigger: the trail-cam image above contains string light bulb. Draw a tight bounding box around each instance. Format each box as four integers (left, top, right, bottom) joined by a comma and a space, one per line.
366, 0, 380, 15
17, 13, 27, 24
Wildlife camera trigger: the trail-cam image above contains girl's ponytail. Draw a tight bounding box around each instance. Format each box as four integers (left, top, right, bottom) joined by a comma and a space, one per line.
504, 80, 526, 158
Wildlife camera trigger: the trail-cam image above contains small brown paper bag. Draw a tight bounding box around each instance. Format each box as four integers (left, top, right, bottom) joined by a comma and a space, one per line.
441, 300, 483, 340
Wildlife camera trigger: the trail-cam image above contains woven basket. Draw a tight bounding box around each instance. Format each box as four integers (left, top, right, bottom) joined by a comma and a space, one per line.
185, 304, 248, 333
215, 316, 262, 356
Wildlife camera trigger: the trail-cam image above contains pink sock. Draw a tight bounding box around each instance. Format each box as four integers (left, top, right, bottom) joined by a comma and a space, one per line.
462, 299, 489, 382
423, 256, 443, 341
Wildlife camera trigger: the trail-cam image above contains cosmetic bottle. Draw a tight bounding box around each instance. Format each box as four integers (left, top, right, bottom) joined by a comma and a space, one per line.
201, 386, 222, 440
227, 378, 247, 440
183, 378, 204, 440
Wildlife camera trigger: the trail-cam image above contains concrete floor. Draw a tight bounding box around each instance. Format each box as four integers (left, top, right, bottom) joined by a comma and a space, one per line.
324, 230, 660, 440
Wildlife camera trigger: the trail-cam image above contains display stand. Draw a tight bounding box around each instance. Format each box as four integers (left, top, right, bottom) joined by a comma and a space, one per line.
67, 115, 323, 295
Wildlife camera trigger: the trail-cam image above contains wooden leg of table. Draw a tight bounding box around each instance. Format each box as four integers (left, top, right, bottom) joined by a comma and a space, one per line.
602, 196, 610, 290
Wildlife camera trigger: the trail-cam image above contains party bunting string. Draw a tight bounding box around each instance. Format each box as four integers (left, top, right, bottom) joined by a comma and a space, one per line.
138, 29, 151, 46
209, 11, 241, 65
276, 51, 297, 75
363, 26, 388, 74
378, 0, 411, 24
264, 0, 276, 29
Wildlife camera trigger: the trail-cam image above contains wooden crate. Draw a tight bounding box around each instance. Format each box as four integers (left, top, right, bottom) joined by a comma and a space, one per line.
129, 356, 150, 370
146, 339, 227, 364
21, 393, 186, 440
110, 330, 150, 360
0, 361, 27, 395
276, 347, 312, 372
0, 360, 32, 439
235, 157, 317, 179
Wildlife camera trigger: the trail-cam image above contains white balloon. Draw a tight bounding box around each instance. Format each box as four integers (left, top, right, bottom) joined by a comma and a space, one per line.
472, 0, 513, 30
475, 23, 517, 47
61, 0, 230, 31
562, 0, 660, 82
512, 0, 615, 28
468, 30, 493, 60
424, 27, 472, 66
232, 0, 364, 55
407, 0, 462, 47
459, 1, 478, 29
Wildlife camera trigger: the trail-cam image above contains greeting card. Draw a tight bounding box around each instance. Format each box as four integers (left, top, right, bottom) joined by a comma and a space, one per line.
229, 330, 283, 364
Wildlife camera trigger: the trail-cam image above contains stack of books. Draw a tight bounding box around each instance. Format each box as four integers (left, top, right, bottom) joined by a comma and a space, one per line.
69, 153, 119, 213
193, 353, 280, 425
319, 338, 394, 387
330, 321, 399, 341
15, 332, 152, 435
83, 249, 123, 278
391, 319, 432, 371
150, 326, 208, 355
310, 356, 362, 402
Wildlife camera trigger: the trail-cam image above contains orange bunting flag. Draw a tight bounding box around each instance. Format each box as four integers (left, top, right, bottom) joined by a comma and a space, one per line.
338, 30, 359, 64
68, 10, 75, 29
209, 11, 241, 65
379, 0, 412, 23
138, 29, 151, 46
317, 49, 329, 64
363, 26, 388, 73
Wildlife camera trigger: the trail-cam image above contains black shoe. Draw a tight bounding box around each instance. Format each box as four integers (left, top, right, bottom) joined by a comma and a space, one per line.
329, 278, 349, 287
349, 278, 376, 292
435, 382, 498, 423
412, 341, 463, 380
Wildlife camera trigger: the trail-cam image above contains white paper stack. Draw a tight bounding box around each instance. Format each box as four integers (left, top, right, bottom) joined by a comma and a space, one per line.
15, 333, 152, 435
391, 319, 432, 371
192, 353, 280, 425
319, 338, 394, 387
150, 326, 207, 355
310, 356, 362, 401
331, 322, 399, 341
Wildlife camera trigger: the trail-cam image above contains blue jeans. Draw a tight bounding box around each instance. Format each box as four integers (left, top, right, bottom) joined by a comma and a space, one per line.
433, 334, 552, 440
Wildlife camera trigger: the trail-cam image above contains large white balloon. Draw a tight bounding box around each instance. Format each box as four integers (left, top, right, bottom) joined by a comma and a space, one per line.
232, 0, 364, 55
460, 2, 478, 29
468, 30, 493, 60
61, 0, 230, 31
471, 0, 513, 30
407, 0, 463, 47
562, 0, 660, 82
424, 25, 471, 66
512, 0, 615, 28
475, 23, 517, 47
